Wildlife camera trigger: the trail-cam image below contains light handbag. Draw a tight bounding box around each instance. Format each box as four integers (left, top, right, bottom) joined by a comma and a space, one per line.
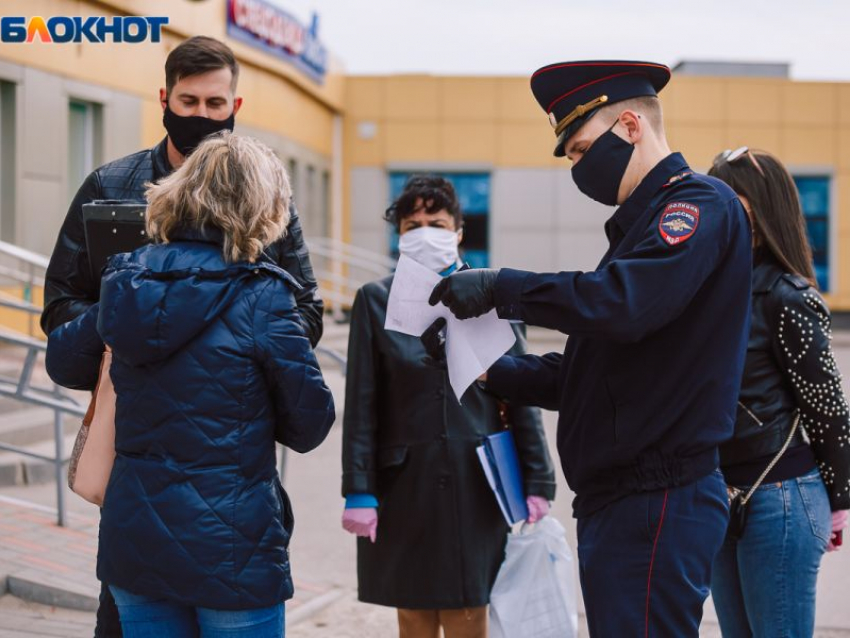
67, 348, 116, 506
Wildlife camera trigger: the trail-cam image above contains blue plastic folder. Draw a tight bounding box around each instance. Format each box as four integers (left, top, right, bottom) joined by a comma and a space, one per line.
477, 430, 528, 525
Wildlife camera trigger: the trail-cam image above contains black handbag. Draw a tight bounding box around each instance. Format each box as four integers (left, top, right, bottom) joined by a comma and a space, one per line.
726, 488, 748, 539
725, 412, 800, 540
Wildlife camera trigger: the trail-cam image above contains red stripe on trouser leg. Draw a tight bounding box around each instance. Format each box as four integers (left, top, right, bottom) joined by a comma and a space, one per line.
645, 490, 669, 638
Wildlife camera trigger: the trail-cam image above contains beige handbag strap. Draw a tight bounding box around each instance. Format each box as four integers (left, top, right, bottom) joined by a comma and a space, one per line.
83, 346, 112, 426
740, 412, 800, 506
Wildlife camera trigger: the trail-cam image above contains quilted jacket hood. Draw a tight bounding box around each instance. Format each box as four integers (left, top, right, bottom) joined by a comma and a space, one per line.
98, 233, 300, 366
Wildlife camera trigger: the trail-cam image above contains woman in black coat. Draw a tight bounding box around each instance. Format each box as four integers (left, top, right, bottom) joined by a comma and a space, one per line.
341, 176, 557, 638
708, 148, 850, 637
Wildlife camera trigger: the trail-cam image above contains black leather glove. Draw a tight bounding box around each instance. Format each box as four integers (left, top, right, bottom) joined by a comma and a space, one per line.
420, 317, 447, 368
428, 269, 500, 320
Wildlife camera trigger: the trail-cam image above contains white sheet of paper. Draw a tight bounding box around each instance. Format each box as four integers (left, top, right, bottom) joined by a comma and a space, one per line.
385, 255, 517, 401
384, 255, 443, 337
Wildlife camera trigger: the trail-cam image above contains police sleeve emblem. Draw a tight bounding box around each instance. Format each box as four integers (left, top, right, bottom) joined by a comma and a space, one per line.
658, 202, 699, 245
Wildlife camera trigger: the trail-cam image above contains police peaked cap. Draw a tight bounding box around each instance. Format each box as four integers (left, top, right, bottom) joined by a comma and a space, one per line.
530, 60, 671, 157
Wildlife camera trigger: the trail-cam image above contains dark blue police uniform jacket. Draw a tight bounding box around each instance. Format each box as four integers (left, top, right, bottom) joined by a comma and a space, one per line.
487, 152, 752, 518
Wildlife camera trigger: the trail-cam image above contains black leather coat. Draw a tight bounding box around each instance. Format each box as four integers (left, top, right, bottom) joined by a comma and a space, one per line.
721, 253, 850, 510
342, 276, 556, 609
41, 137, 323, 356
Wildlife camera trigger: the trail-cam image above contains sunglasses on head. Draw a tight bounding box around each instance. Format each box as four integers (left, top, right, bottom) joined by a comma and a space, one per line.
713, 146, 766, 178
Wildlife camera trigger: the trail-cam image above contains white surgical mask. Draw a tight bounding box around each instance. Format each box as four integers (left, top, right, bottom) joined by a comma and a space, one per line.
398, 226, 459, 273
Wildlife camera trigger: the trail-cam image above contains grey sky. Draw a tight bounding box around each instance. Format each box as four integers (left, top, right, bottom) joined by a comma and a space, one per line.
270, 0, 849, 81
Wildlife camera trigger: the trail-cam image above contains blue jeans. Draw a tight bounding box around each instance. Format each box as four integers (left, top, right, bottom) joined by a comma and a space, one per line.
711, 468, 831, 638
109, 586, 285, 638
577, 469, 729, 637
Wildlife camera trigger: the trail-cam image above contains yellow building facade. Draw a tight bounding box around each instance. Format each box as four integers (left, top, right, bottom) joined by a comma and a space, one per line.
0, 0, 849, 319
344, 74, 850, 308
0, 0, 343, 258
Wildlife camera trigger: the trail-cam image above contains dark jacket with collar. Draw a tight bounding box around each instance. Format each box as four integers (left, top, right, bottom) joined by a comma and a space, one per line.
487, 153, 753, 518
46, 228, 335, 609
41, 137, 324, 365
722, 252, 850, 510
342, 275, 556, 609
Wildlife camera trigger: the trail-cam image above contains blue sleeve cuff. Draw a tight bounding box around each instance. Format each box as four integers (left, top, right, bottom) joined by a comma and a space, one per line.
345, 493, 379, 509
494, 268, 531, 320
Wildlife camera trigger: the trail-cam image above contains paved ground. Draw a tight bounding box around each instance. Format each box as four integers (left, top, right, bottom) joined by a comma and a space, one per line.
2, 326, 850, 636
0, 488, 344, 632
0, 595, 95, 638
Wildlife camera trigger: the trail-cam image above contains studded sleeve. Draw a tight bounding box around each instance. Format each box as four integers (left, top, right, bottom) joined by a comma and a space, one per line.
773, 286, 850, 510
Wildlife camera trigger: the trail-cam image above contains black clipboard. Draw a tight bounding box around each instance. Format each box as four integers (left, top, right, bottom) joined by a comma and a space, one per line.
82, 200, 149, 280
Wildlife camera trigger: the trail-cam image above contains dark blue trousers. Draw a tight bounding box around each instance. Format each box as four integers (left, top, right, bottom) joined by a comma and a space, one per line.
576, 470, 728, 638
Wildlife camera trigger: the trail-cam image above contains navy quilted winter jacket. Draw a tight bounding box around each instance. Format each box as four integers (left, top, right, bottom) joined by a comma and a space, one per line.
48, 228, 335, 610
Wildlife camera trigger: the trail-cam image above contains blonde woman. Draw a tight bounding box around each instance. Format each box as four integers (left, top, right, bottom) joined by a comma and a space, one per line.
45, 132, 335, 637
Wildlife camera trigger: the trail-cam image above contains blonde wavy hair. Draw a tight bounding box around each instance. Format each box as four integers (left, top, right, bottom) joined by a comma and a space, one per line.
145, 132, 291, 263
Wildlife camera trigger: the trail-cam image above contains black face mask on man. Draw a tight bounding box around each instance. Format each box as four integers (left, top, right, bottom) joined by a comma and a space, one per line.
162, 105, 236, 157
570, 120, 635, 207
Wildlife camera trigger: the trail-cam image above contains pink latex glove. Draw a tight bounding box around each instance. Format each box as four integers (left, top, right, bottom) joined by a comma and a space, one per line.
526, 496, 550, 524
342, 508, 378, 543
827, 510, 849, 552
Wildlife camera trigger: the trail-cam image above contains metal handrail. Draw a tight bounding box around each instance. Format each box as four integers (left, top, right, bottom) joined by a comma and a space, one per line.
315, 345, 347, 373
0, 294, 42, 316
0, 264, 46, 288
0, 330, 85, 527
306, 236, 396, 313
0, 236, 377, 525
308, 236, 397, 270
0, 240, 50, 269
308, 244, 393, 279
0, 239, 50, 338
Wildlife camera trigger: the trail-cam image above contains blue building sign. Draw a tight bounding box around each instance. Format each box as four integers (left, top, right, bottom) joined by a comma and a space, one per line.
226, 0, 327, 84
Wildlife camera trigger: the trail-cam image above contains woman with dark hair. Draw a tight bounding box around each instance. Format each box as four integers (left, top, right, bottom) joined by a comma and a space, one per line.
708, 148, 850, 637
341, 175, 557, 638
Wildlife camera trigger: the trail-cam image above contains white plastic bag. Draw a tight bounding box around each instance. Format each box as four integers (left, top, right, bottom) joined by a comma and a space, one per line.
489, 516, 578, 638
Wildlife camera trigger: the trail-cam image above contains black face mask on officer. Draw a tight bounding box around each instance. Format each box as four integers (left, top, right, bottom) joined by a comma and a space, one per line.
570, 119, 635, 207
162, 105, 236, 157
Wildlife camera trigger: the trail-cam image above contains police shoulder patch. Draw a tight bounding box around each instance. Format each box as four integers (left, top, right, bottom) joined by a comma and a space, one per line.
659, 202, 699, 246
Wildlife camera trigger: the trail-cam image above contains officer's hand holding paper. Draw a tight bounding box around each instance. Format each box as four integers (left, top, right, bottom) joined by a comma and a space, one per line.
385, 255, 515, 400
428, 267, 499, 320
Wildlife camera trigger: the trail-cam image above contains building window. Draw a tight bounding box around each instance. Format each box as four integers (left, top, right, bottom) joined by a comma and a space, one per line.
388, 172, 491, 268
288, 158, 298, 193
793, 176, 830, 291
321, 170, 330, 238
0, 81, 15, 243
306, 164, 316, 214
68, 100, 102, 200
302, 163, 320, 236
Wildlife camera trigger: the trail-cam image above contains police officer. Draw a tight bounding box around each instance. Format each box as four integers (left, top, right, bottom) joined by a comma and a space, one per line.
429, 61, 752, 636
